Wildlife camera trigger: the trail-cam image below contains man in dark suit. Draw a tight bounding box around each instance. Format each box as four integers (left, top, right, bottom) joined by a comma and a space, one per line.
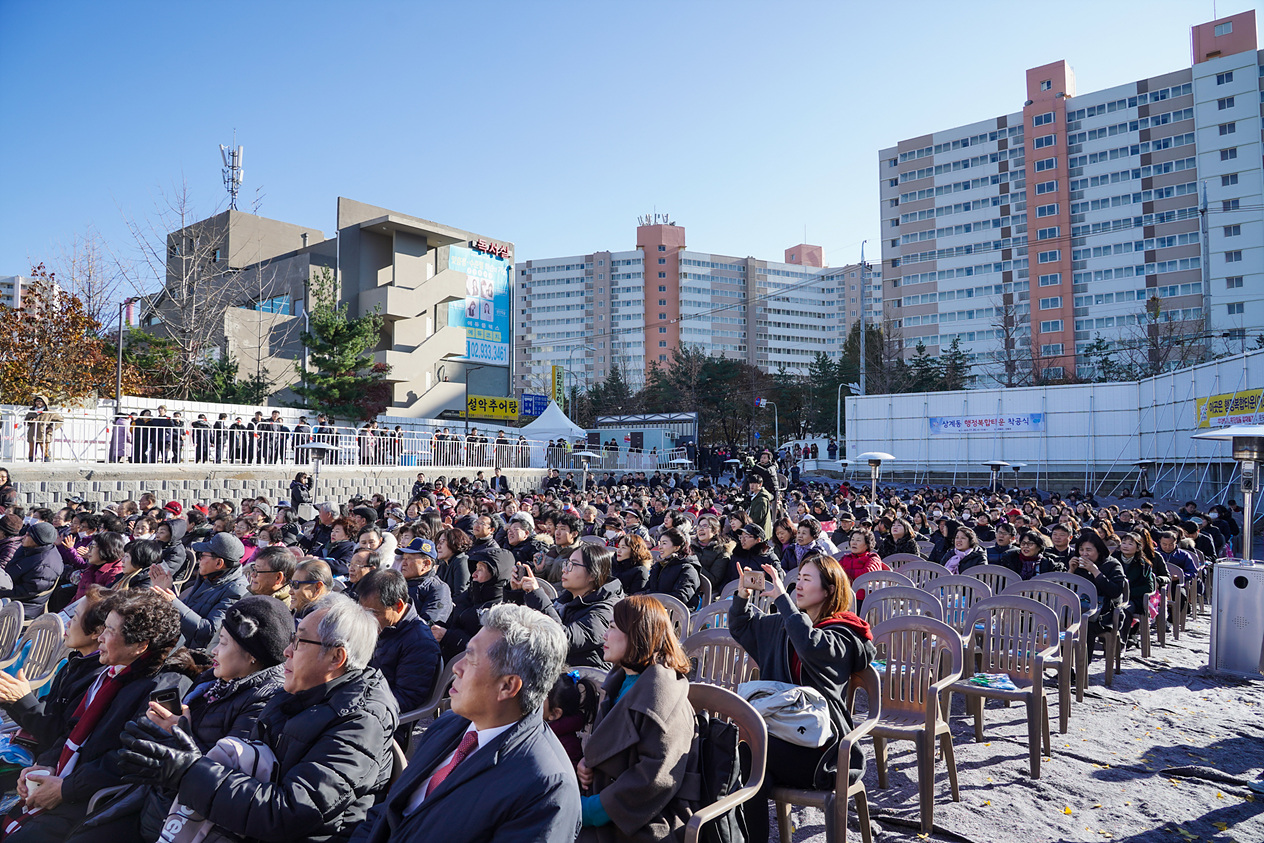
350, 603, 580, 843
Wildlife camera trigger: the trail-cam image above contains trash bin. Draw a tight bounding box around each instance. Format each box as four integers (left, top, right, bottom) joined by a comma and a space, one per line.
1210, 560, 1264, 678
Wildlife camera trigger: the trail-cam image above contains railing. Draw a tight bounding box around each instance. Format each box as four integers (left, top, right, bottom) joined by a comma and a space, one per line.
0, 408, 687, 473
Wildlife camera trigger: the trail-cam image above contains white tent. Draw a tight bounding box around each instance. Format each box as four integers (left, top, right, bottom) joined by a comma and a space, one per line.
519, 401, 587, 441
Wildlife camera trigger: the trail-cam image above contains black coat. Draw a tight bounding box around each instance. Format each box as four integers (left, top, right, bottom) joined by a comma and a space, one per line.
440, 549, 515, 658
370, 605, 442, 713
177, 668, 399, 843
1, 542, 64, 618
525, 578, 624, 668
350, 709, 581, 843
730, 593, 875, 789
645, 552, 702, 608
437, 551, 472, 599
612, 559, 652, 598
1, 650, 104, 752
405, 571, 453, 625
162, 518, 190, 581
324, 540, 357, 577
877, 534, 921, 560
693, 539, 733, 587
36, 657, 192, 815
999, 548, 1064, 579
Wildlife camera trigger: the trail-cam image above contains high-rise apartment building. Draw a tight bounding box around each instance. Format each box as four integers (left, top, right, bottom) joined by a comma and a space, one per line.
517, 222, 876, 393
879, 11, 1262, 383
0, 275, 31, 308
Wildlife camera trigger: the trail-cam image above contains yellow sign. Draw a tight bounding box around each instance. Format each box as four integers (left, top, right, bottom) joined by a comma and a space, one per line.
552, 365, 566, 409
466, 394, 520, 421
1196, 388, 1262, 428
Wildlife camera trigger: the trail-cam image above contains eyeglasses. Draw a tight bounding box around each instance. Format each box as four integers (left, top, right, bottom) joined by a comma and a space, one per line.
562, 559, 590, 572
290, 633, 324, 648
291, 579, 320, 587
251, 568, 279, 575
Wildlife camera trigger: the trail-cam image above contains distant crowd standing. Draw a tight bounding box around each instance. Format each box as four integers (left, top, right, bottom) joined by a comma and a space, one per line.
0, 451, 1238, 842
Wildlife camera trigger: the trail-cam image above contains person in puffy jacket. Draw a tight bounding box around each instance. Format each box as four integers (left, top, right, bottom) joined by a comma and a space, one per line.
435, 527, 473, 599
73, 531, 126, 601
117, 593, 397, 843
730, 524, 785, 589
939, 526, 988, 575
646, 528, 701, 608
359, 571, 441, 742
1070, 531, 1128, 665
730, 551, 876, 843
154, 518, 189, 583
929, 518, 962, 565
877, 517, 922, 560
999, 530, 1063, 580
612, 534, 653, 597
517, 543, 624, 669
150, 533, 250, 651
322, 519, 357, 578
0, 513, 24, 570
0, 521, 64, 619
692, 514, 734, 587
433, 543, 515, 661
837, 529, 884, 601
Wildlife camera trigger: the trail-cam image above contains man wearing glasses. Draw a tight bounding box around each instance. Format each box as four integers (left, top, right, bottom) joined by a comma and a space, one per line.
120, 593, 399, 841
248, 546, 297, 609
291, 558, 333, 619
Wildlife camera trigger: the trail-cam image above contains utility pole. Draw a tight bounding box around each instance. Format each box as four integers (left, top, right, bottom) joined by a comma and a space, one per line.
1199, 180, 1211, 342
858, 240, 868, 396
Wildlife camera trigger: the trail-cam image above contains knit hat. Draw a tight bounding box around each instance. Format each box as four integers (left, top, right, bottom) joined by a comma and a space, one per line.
164, 501, 183, 517
28, 522, 57, 547
741, 523, 766, 541
0, 515, 21, 537
222, 595, 294, 668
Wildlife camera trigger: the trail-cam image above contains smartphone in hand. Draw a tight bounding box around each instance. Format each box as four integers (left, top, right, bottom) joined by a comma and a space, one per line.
740, 570, 766, 594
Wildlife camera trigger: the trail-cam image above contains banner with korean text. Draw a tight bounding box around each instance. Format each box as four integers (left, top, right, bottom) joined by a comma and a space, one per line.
928, 413, 1045, 435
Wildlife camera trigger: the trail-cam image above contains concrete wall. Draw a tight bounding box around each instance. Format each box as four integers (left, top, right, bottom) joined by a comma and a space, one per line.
2, 463, 550, 511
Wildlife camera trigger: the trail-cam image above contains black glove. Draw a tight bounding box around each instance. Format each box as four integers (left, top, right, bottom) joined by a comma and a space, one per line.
118, 716, 201, 788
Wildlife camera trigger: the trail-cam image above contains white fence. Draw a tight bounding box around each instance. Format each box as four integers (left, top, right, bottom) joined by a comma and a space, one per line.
0, 401, 687, 474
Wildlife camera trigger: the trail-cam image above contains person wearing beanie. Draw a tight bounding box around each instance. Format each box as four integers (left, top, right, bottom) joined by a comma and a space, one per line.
0, 513, 23, 570
103, 595, 291, 842
0, 522, 62, 618
164, 501, 183, 518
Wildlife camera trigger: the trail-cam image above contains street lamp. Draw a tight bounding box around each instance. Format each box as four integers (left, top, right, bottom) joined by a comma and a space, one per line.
761, 401, 779, 453
115, 297, 138, 410
567, 345, 596, 419
855, 451, 894, 511
983, 460, 1010, 494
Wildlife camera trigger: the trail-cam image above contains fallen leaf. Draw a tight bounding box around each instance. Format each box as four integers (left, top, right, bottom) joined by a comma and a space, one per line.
1064, 806, 1073, 815
1214, 822, 1229, 831
983, 800, 991, 807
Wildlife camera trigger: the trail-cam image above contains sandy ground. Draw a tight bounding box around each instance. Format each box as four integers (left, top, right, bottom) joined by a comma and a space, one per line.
770, 609, 1264, 843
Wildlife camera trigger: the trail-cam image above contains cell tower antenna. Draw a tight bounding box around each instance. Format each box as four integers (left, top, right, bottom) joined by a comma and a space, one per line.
219, 130, 245, 210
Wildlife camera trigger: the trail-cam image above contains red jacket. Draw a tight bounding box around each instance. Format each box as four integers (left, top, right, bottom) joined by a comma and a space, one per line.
838, 551, 884, 599
74, 558, 125, 601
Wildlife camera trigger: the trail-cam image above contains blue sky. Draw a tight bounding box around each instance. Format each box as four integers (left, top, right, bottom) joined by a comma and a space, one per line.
0, 0, 1254, 289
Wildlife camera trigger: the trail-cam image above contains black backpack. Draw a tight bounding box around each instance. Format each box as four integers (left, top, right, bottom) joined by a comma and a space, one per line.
690, 710, 750, 843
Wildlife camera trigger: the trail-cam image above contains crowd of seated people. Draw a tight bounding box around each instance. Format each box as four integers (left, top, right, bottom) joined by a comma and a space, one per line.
0, 461, 1235, 842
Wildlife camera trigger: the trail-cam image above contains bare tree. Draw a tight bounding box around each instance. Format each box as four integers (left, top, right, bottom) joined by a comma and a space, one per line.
987, 294, 1033, 387
52, 227, 124, 329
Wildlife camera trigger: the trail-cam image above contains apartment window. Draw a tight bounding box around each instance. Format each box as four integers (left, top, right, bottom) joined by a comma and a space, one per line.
657, 258, 666, 265
1039, 320, 1063, 333
1035, 157, 1057, 172
659, 354, 668, 362
1215, 21, 1233, 36
1036, 204, 1059, 218
657, 313, 666, 320
658, 285, 666, 292
1219, 122, 1236, 135
212, 249, 221, 262
1036, 180, 1058, 195
1221, 147, 1238, 161
597, 273, 604, 280
1222, 173, 1239, 187
659, 340, 668, 347
1224, 224, 1242, 237
1218, 96, 1236, 110
1040, 79, 1052, 91
658, 327, 667, 334
1039, 273, 1062, 286
1223, 198, 1240, 211
657, 245, 666, 252
1228, 302, 1245, 315
658, 299, 667, 306
1037, 226, 1060, 240
1039, 296, 1063, 310
1033, 112, 1054, 127
1033, 134, 1056, 149
1041, 343, 1064, 356
1227, 276, 1244, 289
658, 272, 666, 278
597, 259, 604, 266
1044, 366, 1065, 379
1226, 250, 1243, 263
1217, 71, 1234, 84
1038, 250, 1061, 263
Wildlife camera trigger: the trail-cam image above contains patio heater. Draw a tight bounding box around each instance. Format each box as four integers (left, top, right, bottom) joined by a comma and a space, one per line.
855, 452, 894, 515
572, 450, 601, 493
1009, 462, 1026, 491
983, 460, 1010, 494
295, 441, 339, 511
1190, 424, 1264, 677
1131, 459, 1155, 498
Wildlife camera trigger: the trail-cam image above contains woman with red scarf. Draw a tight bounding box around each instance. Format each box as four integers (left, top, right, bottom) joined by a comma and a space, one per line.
3, 590, 194, 842
729, 552, 876, 843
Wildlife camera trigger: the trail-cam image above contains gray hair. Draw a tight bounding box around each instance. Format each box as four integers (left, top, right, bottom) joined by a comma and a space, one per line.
310, 593, 379, 671
481, 603, 567, 715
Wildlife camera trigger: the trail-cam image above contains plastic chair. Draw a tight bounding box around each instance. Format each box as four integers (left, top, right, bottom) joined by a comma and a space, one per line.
0, 614, 65, 677
684, 683, 768, 843
399, 655, 464, 728
946, 596, 1059, 778
881, 553, 927, 570
915, 540, 936, 557
696, 575, 713, 609
1033, 573, 1118, 695
860, 586, 944, 630
850, 570, 915, 600
388, 739, 407, 786
869, 616, 964, 833
1001, 580, 1081, 734
0, 602, 25, 664
579, 535, 607, 546
965, 565, 1017, 596
773, 665, 881, 843
894, 560, 950, 588
646, 593, 691, 641
929, 575, 993, 641
718, 580, 776, 613
22, 577, 61, 629
536, 579, 558, 602
682, 628, 759, 691
1164, 563, 1187, 640
689, 598, 733, 636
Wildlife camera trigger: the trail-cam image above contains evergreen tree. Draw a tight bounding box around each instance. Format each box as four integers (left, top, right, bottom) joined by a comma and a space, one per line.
906, 341, 940, 392
940, 337, 973, 391
290, 269, 392, 422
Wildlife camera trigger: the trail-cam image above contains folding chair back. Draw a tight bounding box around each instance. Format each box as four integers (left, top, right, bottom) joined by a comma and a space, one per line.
965, 565, 1017, 595
851, 570, 915, 598
895, 559, 950, 588
689, 598, 733, 635
930, 575, 993, 637
683, 628, 758, 691
861, 586, 943, 629
646, 593, 691, 640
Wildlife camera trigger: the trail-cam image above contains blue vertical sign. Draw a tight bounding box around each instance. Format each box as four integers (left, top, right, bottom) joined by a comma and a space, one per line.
447, 244, 511, 365
522, 393, 549, 417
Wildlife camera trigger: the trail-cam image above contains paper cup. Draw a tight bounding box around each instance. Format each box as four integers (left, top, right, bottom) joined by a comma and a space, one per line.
25, 769, 49, 793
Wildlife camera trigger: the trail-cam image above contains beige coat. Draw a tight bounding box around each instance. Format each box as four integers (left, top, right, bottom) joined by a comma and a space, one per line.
582, 665, 700, 843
